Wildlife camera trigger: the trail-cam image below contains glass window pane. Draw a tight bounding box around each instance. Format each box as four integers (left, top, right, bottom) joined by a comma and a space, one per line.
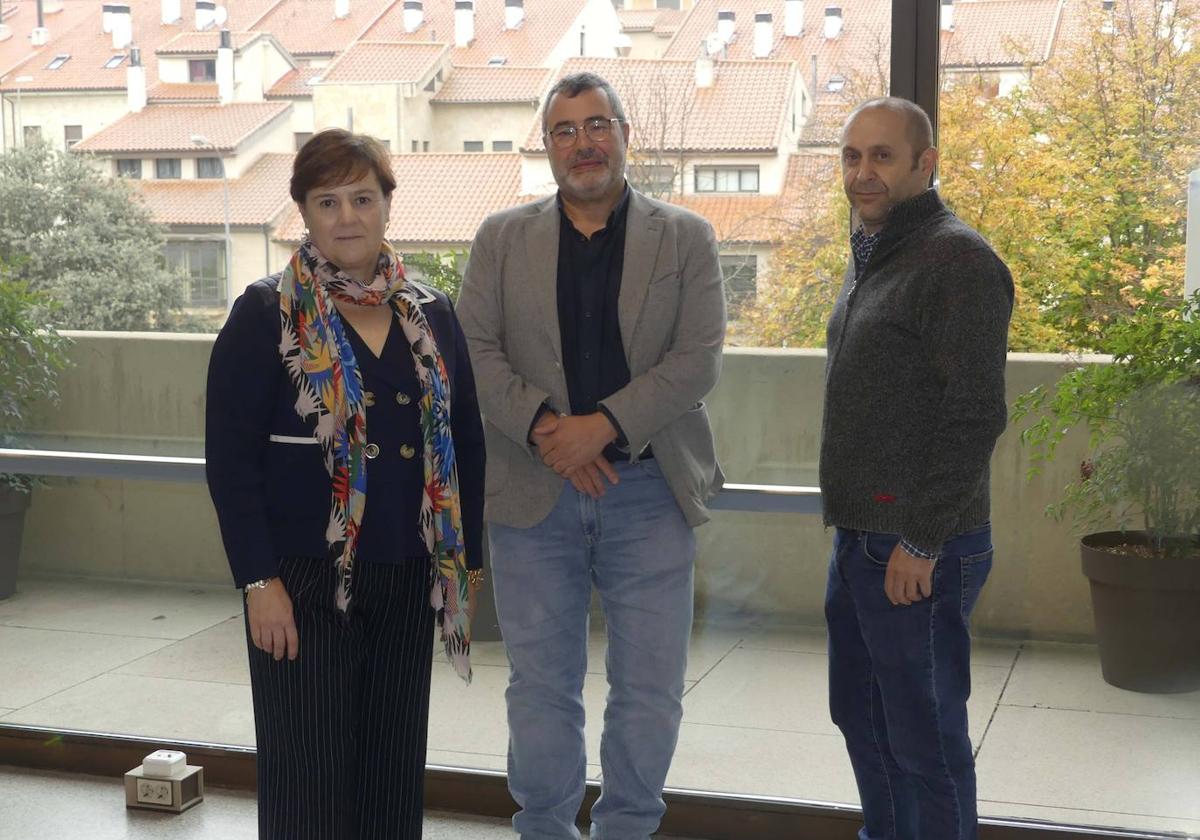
740, 167, 759, 192
695, 167, 716, 191
155, 158, 181, 179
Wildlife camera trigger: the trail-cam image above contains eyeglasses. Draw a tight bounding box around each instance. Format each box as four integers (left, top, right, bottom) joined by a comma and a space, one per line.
544, 117, 625, 149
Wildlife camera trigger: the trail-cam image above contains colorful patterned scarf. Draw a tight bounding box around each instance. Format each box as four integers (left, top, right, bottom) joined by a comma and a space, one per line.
279, 238, 473, 682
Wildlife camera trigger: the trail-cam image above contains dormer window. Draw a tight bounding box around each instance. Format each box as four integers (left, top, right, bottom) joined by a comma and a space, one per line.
47, 54, 70, 70
104, 55, 126, 69
189, 59, 216, 82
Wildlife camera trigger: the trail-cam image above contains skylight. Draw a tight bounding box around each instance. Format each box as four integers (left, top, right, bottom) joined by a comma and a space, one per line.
47, 54, 71, 70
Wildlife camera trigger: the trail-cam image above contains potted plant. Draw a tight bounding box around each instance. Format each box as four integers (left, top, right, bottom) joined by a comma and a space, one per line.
1013, 288, 1200, 693
0, 267, 69, 599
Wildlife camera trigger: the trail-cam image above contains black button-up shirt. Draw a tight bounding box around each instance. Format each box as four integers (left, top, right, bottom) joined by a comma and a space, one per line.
556, 186, 639, 461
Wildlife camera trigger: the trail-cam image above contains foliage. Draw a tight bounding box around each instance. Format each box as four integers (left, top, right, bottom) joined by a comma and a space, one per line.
0, 142, 185, 331
1012, 289, 1200, 557
746, 0, 1200, 352
0, 262, 71, 492
402, 251, 466, 301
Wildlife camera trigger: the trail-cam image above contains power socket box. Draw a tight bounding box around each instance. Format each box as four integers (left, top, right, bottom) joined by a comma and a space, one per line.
124, 764, 204, 813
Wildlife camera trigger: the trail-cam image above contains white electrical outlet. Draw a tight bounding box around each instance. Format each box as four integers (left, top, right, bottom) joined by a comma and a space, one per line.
136, 778, 173, 806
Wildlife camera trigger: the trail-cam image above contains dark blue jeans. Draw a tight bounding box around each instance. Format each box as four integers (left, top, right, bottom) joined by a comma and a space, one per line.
825, 524, 993, 840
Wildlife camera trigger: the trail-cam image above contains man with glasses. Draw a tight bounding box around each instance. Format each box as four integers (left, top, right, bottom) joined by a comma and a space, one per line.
457, 72, 726, 839
822, 98, 1013, 840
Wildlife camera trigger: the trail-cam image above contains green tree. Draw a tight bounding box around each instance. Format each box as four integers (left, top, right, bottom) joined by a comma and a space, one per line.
0, 142, 184, 331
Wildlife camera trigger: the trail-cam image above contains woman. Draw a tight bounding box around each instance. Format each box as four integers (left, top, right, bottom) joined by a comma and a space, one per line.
205, 128, 484, 840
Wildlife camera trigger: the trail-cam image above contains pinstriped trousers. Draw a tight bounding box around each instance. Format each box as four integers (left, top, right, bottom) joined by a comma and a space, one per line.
245, 557, 435, 840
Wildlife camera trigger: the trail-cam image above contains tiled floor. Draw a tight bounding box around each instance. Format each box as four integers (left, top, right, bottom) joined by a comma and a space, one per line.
0, 767, 697, 840
2, 576, 1198, 837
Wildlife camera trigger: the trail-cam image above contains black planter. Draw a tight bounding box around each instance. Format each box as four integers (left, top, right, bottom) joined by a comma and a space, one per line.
1081, 530, 1200, 693
0, 486, 32, 600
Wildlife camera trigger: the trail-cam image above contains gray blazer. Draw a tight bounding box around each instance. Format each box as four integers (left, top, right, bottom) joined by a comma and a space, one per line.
457, 189, 727, 529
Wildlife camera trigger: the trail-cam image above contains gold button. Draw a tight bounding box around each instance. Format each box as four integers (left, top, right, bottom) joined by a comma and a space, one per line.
364, 443, 380, 459
399, 444, 416, 459
364, 391, 375, 407
395, 392, 412, 406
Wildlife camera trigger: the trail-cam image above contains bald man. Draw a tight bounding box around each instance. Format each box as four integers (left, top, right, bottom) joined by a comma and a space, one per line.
820, 98, 1014, 840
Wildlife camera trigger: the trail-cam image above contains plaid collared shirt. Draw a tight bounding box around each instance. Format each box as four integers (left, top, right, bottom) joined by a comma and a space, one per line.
850, 225, 882, 278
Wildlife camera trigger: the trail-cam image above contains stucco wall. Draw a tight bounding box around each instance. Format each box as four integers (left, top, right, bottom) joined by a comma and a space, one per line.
18, 336, 1098, 640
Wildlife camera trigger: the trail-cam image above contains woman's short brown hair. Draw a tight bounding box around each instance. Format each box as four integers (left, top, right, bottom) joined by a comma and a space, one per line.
290, 129, 397, 203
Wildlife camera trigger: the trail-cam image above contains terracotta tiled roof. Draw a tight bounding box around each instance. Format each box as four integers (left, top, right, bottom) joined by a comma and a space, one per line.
798, 98, 852, 146
0, 0, 285, 92
617, 9, 661, 33
155, 29, 268, 54
653, 9, 686, 35
941, 0, 1063, 67
664, 0, 892, 95
249, 0, 396, 56
318, 40, 446, 83
524, 56, 796, 154
364, 0, 589, 68
274, 152, 526, 244
1052, 0, 1177, 53
616, 8, 685, 35
266, 59, 321, 96
73, 101, 291, 152
0, 0, 97, 78
131, 151, 295, 225
146, 81, 219, 101
430, 64, 548, 103
666, 152, 838, 244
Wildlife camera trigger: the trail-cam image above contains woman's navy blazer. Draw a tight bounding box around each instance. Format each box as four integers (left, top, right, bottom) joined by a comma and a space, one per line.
205, 275, 485, 588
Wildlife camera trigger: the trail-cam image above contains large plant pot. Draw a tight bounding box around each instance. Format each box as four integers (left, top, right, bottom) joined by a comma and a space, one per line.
1082, 531, 1200, 693
0, 486, 32, 600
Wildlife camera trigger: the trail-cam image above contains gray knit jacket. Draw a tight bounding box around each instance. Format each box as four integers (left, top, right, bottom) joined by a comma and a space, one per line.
820, 189, 1014, 555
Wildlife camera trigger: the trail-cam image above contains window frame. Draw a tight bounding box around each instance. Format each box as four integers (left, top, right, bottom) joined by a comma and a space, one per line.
188, 58, 217, 83
195, 157, 224, 179
116, 158, 143, 179
164, 239, 228, 308
155, 158, 183, 179
694, 165, 760, 194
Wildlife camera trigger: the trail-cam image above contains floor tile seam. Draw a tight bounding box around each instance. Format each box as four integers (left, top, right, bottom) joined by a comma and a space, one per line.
973, 641, 1025, 758
0, 622, 192, 642
735, 643, 829, 656
105, 669, 253, 688
995, 701, 1200, 722
97, 617, 249, 677
677, 638, 746, 686
678, 719, 843, 738
979, 798, 1200, 824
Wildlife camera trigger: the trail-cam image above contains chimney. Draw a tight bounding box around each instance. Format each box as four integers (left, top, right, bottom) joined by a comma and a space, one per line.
940, 0, 954, 32
823, 6, 842, 39
334, 0, 349, 19
29, 0, 47, 42
784, 0, 803, 37
110, 3, 132, 49
402, 0, 423, 32
161, 0, 180, 23
579, 22, 585, 55
504, 0, 523, 30
695, 56, 714, 88
454, 0, 474, 46
1100, 0, 1116, 33
195, 0, 215, 29
753, 11, 772, 57
717, 9, 735, 43
102, 2, 114, 32
127, 47, 146, 112
217, 27, 234, 103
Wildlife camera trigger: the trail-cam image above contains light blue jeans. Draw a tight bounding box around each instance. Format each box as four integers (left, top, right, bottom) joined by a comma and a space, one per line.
488, 459, 696, 840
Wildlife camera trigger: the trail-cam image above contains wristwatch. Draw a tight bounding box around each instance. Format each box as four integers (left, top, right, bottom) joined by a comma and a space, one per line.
244, 577, 275, 595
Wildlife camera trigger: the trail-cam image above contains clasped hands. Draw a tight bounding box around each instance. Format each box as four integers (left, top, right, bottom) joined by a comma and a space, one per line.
531, 411, 620, 499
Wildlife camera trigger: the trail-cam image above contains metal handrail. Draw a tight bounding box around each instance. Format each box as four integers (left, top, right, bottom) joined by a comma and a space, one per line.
0, 448, 822, 514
